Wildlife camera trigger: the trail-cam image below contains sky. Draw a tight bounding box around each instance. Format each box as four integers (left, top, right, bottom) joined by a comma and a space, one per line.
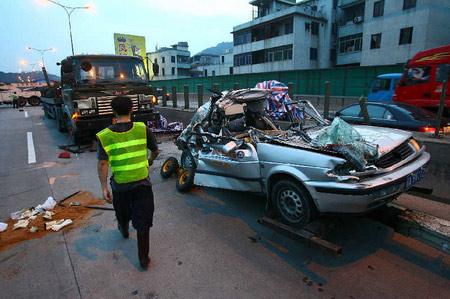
0, 0, 253, 75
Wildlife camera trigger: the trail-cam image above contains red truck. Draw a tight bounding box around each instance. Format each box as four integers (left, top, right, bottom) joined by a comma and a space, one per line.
394, 45, 450, 116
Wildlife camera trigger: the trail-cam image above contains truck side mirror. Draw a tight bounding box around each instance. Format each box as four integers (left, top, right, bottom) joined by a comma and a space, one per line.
61, 59, 73, 73
81, 61, 92, 72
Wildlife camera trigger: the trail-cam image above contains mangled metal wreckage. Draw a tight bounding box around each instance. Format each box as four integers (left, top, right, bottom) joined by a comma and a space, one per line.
173, 88, 430, 226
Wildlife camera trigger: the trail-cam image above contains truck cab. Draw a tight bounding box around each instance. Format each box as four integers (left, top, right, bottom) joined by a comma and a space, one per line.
368, 73, 402, 102
42, 54, 158, 143
393, 45, 450, 115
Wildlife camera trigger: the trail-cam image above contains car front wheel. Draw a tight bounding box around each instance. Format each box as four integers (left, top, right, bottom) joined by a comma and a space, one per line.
271, 179, 315, 227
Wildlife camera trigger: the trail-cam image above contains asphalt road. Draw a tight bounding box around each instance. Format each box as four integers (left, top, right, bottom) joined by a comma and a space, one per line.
0, 106, 449, 299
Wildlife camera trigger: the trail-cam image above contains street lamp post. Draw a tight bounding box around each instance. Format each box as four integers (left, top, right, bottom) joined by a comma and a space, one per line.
25, 47, 55, 67
45, 0, 90, 55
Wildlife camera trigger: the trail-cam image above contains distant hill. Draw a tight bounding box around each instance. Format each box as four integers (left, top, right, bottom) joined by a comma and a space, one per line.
197, 42, 233, 56
0, 71, 60, 84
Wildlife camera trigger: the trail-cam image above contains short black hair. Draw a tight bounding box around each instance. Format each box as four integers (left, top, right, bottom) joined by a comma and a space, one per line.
111, 96, 132, 116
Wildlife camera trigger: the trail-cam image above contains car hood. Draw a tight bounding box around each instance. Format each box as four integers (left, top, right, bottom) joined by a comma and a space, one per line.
351, 125, 412, 156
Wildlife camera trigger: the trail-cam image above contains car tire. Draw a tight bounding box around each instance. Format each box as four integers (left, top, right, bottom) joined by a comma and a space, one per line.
160, 157, 179, 179
176, 168, 195, 193
181, 150, 196, 169
271, 179, 316, 227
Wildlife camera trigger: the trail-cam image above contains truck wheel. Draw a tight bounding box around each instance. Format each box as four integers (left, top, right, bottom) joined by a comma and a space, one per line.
18, 97, 27, 107
160, 157, 179, 179
271, 179, 316, 227
181, 150, 196, 169
176, 168, 195, 192
28, 97, 41, 106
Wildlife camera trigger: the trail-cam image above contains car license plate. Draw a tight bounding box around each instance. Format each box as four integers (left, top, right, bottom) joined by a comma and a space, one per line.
406, 165, 426, 189
112, 118, 117, 124
444, 126, 450, 134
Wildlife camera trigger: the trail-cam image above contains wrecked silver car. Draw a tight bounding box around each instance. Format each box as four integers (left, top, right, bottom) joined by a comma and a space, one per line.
168, 88, 430, 227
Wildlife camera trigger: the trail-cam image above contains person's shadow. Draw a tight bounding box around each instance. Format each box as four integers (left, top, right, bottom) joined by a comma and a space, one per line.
73, 224, 145, 271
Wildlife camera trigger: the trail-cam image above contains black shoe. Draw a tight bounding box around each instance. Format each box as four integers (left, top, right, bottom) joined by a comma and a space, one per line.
137, 230, 150, 270
118, 222, 129, 238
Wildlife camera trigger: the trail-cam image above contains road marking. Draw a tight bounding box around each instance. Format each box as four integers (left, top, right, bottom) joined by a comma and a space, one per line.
27, 132, 36, 164
24, 111, 28, 118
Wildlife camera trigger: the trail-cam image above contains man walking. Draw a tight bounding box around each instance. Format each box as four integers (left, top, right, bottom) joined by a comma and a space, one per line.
97, 96, 159, 270
11, 92, 19, 109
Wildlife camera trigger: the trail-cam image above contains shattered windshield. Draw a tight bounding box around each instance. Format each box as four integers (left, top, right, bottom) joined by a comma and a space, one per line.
73, 58, 148, 84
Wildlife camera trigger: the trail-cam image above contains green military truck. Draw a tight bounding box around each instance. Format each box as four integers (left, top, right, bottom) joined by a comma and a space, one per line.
41, 54, 159, 144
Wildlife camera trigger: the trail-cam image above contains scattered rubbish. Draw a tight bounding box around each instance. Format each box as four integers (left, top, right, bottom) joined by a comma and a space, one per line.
44, 219, 65, 230
148, 114, 183, 132
0, 222, 8, 232
29, 226, 38, 233
13, 220, 29, 230
38, 197, 57, 210
43, 211, 55, 220
1, 191, 106, 253
51, 219, 73, 232
69, 202, 80, 206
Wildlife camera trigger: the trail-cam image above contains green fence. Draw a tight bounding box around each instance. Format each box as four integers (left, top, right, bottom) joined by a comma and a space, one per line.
151, 64, 403, 97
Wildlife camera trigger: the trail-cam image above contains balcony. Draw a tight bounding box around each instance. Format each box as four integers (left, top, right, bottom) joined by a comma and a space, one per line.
340, 0, 364, 8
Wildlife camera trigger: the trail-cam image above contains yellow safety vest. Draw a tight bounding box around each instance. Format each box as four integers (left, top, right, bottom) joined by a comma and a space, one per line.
97, 122, 149, 184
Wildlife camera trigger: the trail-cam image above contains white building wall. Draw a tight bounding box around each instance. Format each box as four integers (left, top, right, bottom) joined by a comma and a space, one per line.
359, 0, 450, 66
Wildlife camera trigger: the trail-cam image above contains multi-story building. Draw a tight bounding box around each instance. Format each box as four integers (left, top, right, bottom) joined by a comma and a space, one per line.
338, 0, 450, 66
190, 49, 234, 77
232, 0, 338, 74
147, 42, 190, 80
232, 0, 450, 73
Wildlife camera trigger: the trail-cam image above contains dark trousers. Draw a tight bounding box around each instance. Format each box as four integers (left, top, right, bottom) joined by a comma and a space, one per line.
12, 99, 18, 109
112, 184, 154, 231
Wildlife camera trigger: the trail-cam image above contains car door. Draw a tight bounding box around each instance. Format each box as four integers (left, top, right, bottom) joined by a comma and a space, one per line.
366, 104, 397, 128
337, 104, 363, 124
194, 141, 263, 192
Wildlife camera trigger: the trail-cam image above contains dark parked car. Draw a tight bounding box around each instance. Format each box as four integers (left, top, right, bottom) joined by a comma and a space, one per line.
335, 101, 450, 133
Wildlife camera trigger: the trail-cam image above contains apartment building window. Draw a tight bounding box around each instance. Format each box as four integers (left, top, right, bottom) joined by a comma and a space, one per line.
162, 57, 165, 63
311, 22, 319, 35
234, 30, 251, 46
221, 56, 224, 63
373, 0, 384, 17
285, 23, 293, 34
171, 56, 175, 63
172, 67, 175, 75
403, 0, 416, 10
370, 33, 382, 49
229, 67, 233, 75
234, 53, 252, 66
310, 48, 318, 60
339, 33, 363, 54
399, 27, 413, 45
212, 70, 216, 76
162, 68, 165, 76
264, 45, 293, 63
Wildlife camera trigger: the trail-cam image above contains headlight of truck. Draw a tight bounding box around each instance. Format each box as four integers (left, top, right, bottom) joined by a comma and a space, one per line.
74, 98, 95, 109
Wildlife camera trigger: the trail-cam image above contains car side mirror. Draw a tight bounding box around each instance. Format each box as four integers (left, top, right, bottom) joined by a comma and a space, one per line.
222, 141, 237, 154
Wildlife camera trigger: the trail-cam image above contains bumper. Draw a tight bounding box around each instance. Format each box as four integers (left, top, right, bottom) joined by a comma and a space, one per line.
305, 151, 431, 214
76, 111, 160, 132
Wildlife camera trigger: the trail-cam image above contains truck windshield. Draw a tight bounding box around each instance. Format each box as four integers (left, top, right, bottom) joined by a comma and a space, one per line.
73, 58, 148, 84
403, 66, 431, 86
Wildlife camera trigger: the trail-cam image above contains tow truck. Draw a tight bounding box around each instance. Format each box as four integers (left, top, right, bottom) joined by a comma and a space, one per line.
40, 54, 159, 144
